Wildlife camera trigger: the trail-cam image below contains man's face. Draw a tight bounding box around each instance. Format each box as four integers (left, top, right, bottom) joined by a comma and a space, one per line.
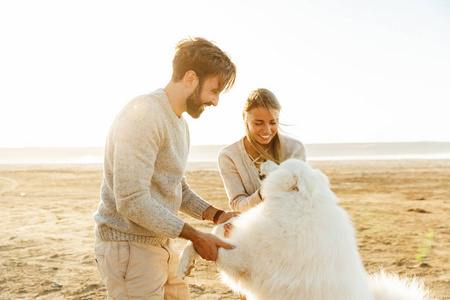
186, 75, 222, 119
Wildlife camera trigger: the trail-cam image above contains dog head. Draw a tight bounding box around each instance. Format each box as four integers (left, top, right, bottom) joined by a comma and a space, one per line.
260, 159, 332, 206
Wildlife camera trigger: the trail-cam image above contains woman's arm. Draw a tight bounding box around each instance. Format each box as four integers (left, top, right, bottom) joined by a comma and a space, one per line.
218, 152, 262, 212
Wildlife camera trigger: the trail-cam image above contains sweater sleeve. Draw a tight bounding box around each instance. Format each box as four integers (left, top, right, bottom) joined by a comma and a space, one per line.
111, 103, 185, 238
218, 151, 263, 212
179, 177, 212, 219
287, 138, 307, 162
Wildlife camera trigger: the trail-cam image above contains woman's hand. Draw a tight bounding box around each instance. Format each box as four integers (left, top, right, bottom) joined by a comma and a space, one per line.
223, 222, 234, 238
217, 211, 240, 224
218, 211, 240, 238
258, 188, 265, 201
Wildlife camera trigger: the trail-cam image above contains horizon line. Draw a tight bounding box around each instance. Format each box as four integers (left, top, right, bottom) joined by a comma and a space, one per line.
1, 140, 450, 149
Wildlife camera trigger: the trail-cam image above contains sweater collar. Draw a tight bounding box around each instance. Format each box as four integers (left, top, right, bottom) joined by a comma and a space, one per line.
155, 88, 184, 123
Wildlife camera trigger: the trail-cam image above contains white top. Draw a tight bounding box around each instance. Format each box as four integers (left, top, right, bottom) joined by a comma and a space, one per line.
218, 134, 306, 212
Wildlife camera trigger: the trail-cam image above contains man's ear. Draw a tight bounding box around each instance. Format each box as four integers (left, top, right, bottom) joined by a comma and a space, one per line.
184, 70, 199, 89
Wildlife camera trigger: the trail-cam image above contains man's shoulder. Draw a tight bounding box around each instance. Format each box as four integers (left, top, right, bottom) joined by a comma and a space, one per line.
129, 89, 165, 109
119, 90, 168, 120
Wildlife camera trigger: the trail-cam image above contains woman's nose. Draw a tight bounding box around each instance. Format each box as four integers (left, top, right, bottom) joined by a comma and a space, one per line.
263, 124, 271, 133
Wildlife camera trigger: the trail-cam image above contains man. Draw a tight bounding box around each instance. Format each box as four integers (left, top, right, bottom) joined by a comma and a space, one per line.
93, 37, 238, 299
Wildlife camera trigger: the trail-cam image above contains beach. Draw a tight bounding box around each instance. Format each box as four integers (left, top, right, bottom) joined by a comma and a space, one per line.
1, 159, 449, 299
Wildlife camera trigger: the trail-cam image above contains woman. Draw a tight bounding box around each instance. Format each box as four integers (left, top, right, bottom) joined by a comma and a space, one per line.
218, 88, 305, 300
218, 88, 306, 213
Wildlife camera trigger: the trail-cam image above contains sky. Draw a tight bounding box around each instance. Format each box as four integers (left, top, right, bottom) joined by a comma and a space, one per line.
0, 0, 449, 147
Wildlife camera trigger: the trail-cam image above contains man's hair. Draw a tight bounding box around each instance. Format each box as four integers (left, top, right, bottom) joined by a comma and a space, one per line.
171, 37, 236, 92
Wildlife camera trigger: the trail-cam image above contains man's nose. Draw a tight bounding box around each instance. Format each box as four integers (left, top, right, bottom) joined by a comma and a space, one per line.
211, 95, 219, 107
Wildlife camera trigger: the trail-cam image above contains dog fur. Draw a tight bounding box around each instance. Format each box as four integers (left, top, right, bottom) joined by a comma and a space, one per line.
178, 159, 435, 300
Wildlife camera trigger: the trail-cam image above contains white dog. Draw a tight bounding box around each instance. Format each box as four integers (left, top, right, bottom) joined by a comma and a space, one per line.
178, 159, 435, 300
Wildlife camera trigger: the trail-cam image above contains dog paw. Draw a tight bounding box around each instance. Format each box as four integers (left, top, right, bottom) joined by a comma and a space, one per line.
177, 241, 199, 280
177, 259, 196, 280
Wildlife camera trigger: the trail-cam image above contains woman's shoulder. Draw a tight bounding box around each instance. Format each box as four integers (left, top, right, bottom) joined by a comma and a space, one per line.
279, 134, 306, 160
280, 134, 304, 148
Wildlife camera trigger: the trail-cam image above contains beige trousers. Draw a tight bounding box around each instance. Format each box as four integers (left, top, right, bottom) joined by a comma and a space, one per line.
94, 237, 191, 300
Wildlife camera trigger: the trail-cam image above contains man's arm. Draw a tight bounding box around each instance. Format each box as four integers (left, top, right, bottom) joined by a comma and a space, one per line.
202, 205, 239, 225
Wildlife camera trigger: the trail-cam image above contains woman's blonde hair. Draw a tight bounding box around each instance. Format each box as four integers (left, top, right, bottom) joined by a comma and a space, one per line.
243, 88, 282, 164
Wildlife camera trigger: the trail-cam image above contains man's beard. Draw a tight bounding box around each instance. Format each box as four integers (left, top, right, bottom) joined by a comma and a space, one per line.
186, 82, 206, 119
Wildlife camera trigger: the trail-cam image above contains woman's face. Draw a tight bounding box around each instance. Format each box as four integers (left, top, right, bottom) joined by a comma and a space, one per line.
246, 107, 280, 145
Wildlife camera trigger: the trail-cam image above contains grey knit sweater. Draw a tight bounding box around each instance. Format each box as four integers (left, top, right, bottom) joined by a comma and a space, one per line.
94, 89, 212, 245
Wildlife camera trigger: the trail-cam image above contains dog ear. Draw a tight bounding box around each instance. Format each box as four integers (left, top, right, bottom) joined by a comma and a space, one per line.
314, 169, 330, 187
259, 160, 279, 180
304, 169, 329, 197
306, 184, 319, 197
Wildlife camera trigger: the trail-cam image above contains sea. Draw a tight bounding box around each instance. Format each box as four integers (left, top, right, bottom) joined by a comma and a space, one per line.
1, 142, 450, 165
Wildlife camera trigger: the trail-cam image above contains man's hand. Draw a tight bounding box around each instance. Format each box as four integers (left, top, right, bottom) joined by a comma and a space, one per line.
179, 223, 235, 261
191, 231, 235, 261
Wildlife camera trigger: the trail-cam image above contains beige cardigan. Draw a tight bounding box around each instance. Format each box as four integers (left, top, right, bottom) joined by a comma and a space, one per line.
218, 135, 306, 212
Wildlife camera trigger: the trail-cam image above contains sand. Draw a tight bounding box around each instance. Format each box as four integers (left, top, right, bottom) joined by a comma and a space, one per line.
0, 159, 449, 299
